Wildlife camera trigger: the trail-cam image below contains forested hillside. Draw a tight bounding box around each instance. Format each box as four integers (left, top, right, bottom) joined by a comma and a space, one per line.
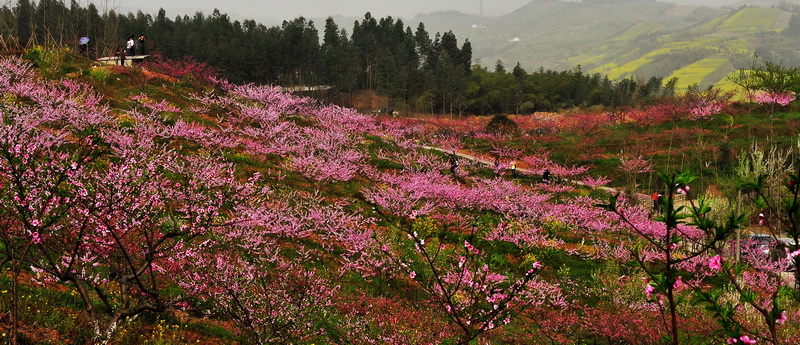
4, 1, 800, 115
0, 1, 687, 115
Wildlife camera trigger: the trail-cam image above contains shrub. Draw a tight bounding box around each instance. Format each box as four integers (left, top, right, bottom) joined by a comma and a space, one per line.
485, 114, 519, 135
88, 66, 112, 83
22, 46, 73, 77
140, 51, 220, 84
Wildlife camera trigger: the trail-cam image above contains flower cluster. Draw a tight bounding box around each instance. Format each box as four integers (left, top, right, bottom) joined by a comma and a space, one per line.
752, 91, 796, 107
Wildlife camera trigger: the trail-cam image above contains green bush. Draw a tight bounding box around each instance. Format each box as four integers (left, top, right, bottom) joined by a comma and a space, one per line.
22, 46, 73, 77
485, 114, 519, 135
89, 67, 112, 83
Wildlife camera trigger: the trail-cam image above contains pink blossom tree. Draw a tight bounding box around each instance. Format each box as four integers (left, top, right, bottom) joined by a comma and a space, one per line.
0, 110, 102, 344
692, 249, 795, 344
30, 152, 236, 344
684, 87, 733, 121
731, 57, 799, 121
0, 55, 110, 344
751, 91, 796, 125
179, 170, 376, 344
185, 247, 338, 345
752, 91, 796, 107
618, 153, 653, 192
597, 172, 797, 344
0, 55, 250, 344
372, 214, 558, 345
597, 171, 743, 345
363, 167, 570, 344
740, 170, 800, 288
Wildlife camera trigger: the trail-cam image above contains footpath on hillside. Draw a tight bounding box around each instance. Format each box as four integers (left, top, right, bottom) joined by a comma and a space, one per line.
423, 145, 617, 194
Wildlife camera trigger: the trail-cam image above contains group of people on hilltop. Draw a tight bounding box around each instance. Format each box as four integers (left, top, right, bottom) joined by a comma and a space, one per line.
115, 34, 146, 66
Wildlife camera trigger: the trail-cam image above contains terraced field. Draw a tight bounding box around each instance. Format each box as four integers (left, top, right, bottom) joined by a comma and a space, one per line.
666, 57, 730, 88
421, 1, 799, 92
718, 7, 783, 32
581, 6, 793, 89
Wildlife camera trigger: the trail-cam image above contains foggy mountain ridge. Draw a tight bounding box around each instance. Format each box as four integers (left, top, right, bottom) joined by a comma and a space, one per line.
119, 0, 762, 28
115, 0, 800, 89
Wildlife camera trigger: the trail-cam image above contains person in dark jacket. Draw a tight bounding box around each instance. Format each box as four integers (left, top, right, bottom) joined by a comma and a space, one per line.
449, 154, 459, 176
115, 46, 126, 66
137, 34, 146, 55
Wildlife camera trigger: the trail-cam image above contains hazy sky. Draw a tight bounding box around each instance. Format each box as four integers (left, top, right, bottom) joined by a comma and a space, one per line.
103, 0, 743, 26
111, 0, 533, 24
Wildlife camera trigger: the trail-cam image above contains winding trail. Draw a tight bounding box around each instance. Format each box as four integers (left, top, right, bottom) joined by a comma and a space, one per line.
423, 145, 618, 194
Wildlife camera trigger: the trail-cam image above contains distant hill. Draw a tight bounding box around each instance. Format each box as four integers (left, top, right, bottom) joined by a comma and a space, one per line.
411, 0, 800, 90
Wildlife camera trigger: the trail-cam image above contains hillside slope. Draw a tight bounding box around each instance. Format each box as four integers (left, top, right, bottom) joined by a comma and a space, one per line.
4, 46, 800, 344
413, 0, 800, 89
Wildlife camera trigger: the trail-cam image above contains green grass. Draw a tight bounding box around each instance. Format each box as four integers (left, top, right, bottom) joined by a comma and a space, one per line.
719, 7, 782, 32
0, 273, 94, 343
611, 22, 669, 42
692, 14, 728, 34
602, 57, 653, 80
88, 66, 113, 84
667, 57, 730, 88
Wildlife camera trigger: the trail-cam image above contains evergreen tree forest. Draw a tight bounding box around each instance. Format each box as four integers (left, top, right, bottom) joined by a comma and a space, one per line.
0, 0, 676, 115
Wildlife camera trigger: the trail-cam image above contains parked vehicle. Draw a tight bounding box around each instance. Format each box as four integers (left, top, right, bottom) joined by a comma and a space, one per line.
744, 234, 784, 261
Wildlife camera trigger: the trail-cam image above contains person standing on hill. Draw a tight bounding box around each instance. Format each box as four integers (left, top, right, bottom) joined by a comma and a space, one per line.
137, 34, 146, 55
127, 35, 136, 56
79, 37, 89, 57
115, 46, 126, 66
652, 192, 659, 212
510, 161, 517, 177
449, 153, 460, 176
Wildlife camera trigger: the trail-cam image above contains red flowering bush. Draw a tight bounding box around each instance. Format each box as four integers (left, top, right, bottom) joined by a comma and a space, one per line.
140, 51, 220, 83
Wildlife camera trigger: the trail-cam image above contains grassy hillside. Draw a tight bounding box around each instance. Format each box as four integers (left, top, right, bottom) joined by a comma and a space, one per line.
414, 0, 800, 90
589, 6, 794, 89
3, 47, 800, 344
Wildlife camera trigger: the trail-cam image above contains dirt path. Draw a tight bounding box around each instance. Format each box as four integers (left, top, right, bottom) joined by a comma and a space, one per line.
423, 145, 617, 193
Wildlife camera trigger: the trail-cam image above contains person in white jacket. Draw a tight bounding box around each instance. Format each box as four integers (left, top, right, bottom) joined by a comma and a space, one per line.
126, 35, 136, 56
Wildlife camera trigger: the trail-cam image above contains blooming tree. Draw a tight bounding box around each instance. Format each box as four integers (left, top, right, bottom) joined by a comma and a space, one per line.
362, 166, 571, 344
684, 87, 733, 120
752, 92, 796, 107
597, 171, 742, 345
618, 153, 653, 192
185, 248, 338, 345
0, 55, 110, 344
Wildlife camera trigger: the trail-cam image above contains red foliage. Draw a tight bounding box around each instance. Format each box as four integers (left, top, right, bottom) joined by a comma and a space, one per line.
561, 112, 606, 135
488, 307, 587, 344
140, 51, 220, 83
334, 293, 455, 344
